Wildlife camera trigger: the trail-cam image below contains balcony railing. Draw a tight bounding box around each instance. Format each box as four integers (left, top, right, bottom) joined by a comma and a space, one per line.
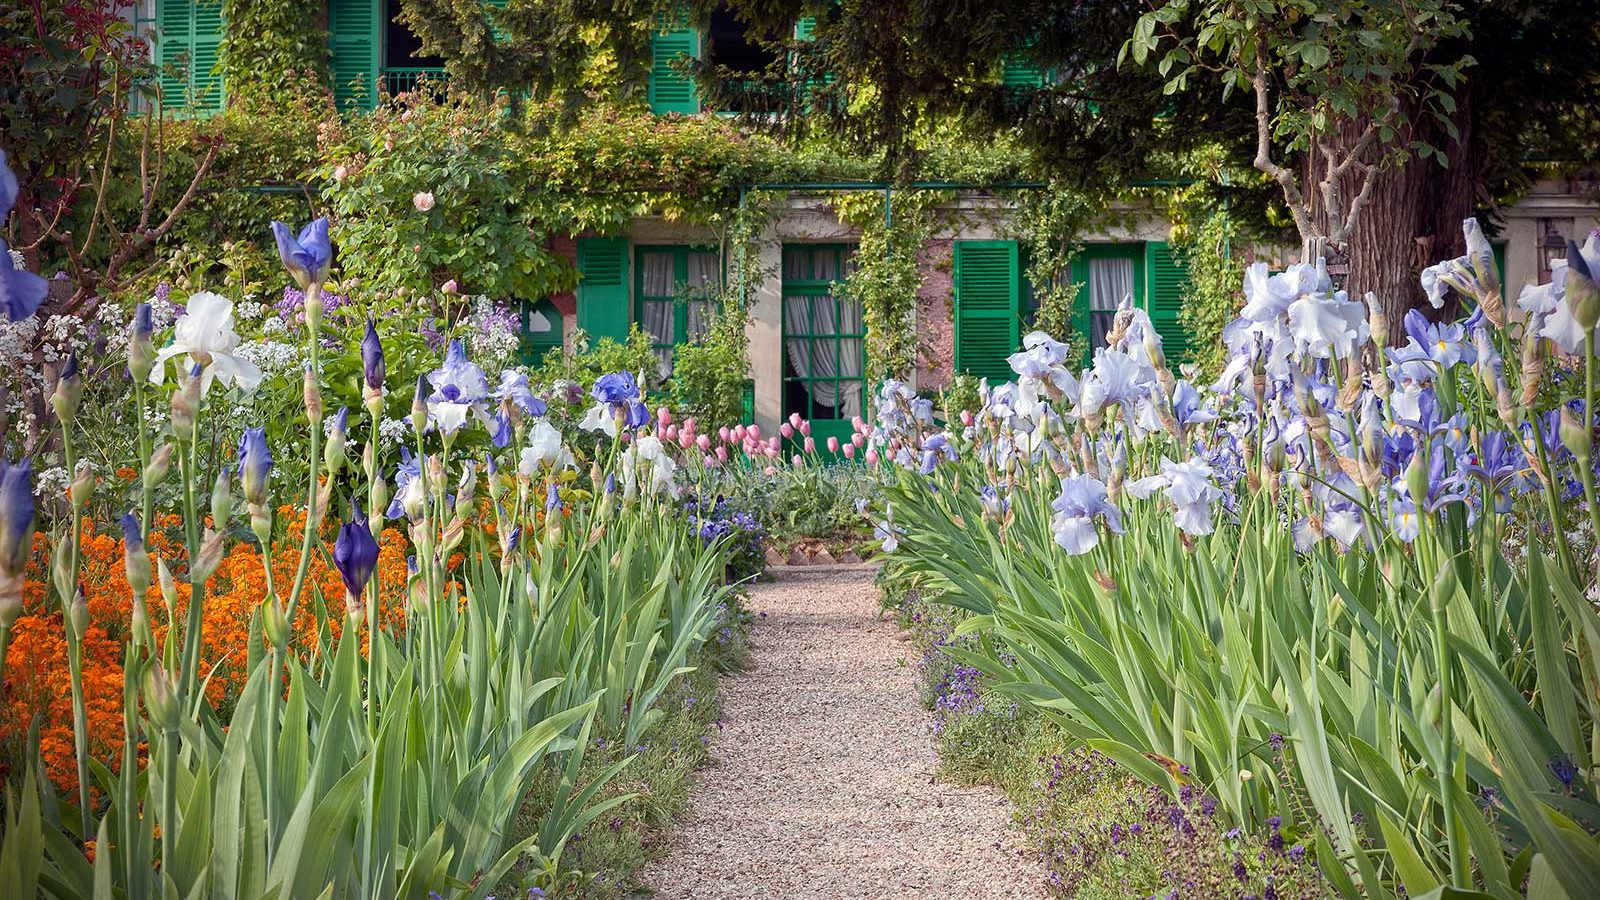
382, 67, 448, 97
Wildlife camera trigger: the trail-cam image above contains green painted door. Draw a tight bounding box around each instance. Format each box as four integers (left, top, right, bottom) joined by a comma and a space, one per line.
519, 298, 564, 366
781, 245, 863, 458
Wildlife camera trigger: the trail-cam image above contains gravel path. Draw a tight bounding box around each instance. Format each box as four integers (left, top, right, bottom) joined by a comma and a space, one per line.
641, 567, 1046, 899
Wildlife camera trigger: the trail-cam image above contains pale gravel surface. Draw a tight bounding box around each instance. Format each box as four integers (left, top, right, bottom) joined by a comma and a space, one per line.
641, 566, 1047, 899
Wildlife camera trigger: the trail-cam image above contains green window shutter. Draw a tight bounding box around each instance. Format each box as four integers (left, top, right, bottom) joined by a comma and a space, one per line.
953, 240, 1022, 382
1144, 241, 1190, 366
157, 0, 225, 113
649, 16, 701, 115
484, 0, 509, 42
329, 0, 380, 112
1000, 52, 1044, 88
794, 17, 817, 41
576, 237, 632, 342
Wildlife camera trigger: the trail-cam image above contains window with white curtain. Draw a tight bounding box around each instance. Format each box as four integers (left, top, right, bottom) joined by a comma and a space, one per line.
637, 246, 722, 378
1087, 256, 1133, 351
781, 245, 865, 422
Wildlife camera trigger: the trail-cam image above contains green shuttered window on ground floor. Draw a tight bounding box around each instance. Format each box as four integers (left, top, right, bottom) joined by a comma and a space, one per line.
157, 0, 225, 113
953, 239, 1193, 379
952, 241, 1023, 382
575, 237, 632, 343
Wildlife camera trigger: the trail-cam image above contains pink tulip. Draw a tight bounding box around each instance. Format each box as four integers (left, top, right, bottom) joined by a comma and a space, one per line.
843, 444, 856, 459
852, 433, 865, 448
799, 420, 811, 437
665, 424, 678, 441
657, 406, 672, 426
703, 454, 719, 468
748, 424, 761, 440
866, 448, 880, 464
718, 426, 731, 442
827, 436, 840, 454
733, 425, 747, 443
696, 434, 711, 451
769, 437, 782, 452
960, 410, 974, 427
789, 412, 802, 429
767, 445, 781, 458
679, 432, 695, 449
791, 454, 803, 467
851, 415, 865, 431
715, 445, 729, 462
780, 423, 794, 439
803, 437, 815, 454
764, 466, 777, 476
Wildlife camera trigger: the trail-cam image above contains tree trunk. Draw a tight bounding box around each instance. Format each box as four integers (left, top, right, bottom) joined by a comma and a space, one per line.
1342, 88, 1480, 341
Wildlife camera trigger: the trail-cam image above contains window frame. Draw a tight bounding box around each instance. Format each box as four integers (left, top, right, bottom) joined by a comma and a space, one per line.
780, 243, 866, 428
633, 244, 725, 373
1070, 243, 1146, 364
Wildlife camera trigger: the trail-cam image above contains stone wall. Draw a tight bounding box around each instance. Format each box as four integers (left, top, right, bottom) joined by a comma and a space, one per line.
914, 238, 955, 392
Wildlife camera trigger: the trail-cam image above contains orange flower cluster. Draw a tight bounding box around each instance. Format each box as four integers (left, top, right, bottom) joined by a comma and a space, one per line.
0, 510, 410, 794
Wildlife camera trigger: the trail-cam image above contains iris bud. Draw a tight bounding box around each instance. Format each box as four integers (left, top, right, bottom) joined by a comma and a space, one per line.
51, 352, 83, 424
171, 367, 201, 442
324, 407, 349, 473
121, 513, 151, 598
145, 442, 174, 489
128, 303, 156, 382
1567, 240, 1600, 331
260, 597, 289, 651
69, 462, 92, 507
411, 374, 428, 436
211, 470, 233, 531
303, 365, 323, 424
67, 587, 88, 641
191, 528, 225, 586
0, 459, 36, 578
157, 557, 177, 615
143, 663, 181, 731
1560, 405, 1591, 460
1405, 453, 1429, 510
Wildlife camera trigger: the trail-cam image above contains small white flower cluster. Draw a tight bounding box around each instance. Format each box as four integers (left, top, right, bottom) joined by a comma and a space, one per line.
35, 465, 70, 499
464, 297, 522, 370
234, 339, 305, 379
379, 416, 412, 449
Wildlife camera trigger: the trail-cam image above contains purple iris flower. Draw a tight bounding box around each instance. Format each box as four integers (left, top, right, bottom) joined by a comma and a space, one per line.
495, 369, 547, 417
592, 372, 640, 405
624, 398, 650, 430
1403, 309, 1476, 369
269, 217, 332, 289
545, 482, 562, 514
333, 509, 380, 602
362, 319, 386, 392
236, 427, 273, 506
0, 458, 34, 575
490, 411, 512, 448
1460, 431, 1529, 513
426, 340, 491, 433
1380, 432, 1416, 479
0, 151, 46, 322
386, 448, 421, 519
120, 511, 146, 552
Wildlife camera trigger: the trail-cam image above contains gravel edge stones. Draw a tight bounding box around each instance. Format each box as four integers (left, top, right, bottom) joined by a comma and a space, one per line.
641, 567, 1046, 899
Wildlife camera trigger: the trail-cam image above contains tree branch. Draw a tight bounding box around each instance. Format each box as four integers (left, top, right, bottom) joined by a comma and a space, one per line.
1251, 56, 1313, 243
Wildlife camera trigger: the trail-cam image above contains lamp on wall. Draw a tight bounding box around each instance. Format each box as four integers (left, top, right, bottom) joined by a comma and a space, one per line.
1540, 220, 1567, 283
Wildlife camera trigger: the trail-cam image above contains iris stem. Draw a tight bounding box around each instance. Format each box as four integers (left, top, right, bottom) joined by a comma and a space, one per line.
285, 282, 325, 625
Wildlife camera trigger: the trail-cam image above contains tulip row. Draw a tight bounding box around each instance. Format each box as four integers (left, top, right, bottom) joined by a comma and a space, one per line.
0, 180, 754, 899
869, 219, 1600, 898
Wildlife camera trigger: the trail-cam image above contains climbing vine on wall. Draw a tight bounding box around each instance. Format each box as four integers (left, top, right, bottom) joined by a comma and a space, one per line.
830, 190, 943, 385
220, 0, 329, 105
1007, 185, 1108, 351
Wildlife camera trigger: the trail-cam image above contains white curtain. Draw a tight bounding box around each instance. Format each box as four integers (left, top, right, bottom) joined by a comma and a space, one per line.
1088, 257, 1133, 350
641, 252, 676, 376
685, 250, 720, 341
